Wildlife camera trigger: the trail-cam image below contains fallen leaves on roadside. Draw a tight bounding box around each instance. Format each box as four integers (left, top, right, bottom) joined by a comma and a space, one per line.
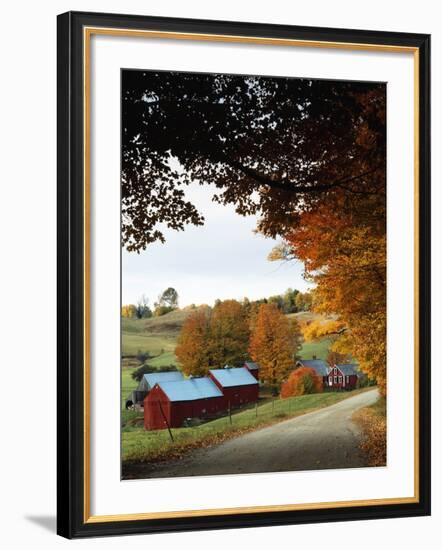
353, 406, 386, 466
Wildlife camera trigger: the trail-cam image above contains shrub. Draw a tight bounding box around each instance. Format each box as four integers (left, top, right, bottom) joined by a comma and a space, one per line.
280, 367, 323, 398
135, 350, 151, 364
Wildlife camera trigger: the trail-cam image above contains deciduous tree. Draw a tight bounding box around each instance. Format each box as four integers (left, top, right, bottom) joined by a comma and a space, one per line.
135, 294, 152, 319
208, 300, 250, 368
280, 367, 323, 398
295, 291, 313, 312
175, 309, 211, 377
176, 300, 251, 375
289, 317, 304, 359
249, 303, 296, 390
121, 304, 137, 318
280, 195, 387, 393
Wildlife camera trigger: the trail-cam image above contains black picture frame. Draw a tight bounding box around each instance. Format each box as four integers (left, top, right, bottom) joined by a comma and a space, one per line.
57, 10, 431, 539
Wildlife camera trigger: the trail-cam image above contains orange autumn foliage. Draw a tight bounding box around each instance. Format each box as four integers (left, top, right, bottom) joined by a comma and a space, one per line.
175, 309, 211, 377
266, 89, 386, 395
302, 319, 347, 342
280, 367, 323, 398
249, 303, 298, 388
175, 300, 250, 376
285, 198, 386, 394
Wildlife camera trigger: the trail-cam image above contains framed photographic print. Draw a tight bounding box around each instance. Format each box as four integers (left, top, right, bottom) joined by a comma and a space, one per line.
57, 11, 431, 538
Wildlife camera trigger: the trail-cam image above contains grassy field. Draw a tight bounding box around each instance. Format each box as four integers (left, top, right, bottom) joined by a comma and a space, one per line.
121, 309, 191, 363
122, 388, 369, 464
121, 333, 176, 357
298, 337, 333, 360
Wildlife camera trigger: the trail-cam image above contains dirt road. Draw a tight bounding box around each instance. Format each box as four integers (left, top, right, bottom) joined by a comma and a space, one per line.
125, 389, 379, 479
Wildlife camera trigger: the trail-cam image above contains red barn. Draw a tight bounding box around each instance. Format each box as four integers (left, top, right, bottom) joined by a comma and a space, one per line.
244, 361, 260, 380
326, 364, 360, 390
126, 370, 184, 409
209, 367, 259, 409
144, 377, 225, 430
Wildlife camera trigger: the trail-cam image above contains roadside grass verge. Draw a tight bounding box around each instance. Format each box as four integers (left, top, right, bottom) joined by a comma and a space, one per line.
122, 388, 372, 465
353, 395, 386, 466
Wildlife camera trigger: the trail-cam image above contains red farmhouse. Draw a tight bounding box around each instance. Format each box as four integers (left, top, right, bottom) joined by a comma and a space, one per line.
244, 361, 260, 380
209, 367, 259, 409
327, 364, 360, 390
144, 377, 225, 430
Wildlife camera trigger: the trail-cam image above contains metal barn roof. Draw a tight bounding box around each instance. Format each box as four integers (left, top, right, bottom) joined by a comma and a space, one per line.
244, 361, 259, 371
209, 367, 258, 388
142, 371, 184, 390
296, 359, 330, 377
157, 377, 223, 402
336, 364, 360, 376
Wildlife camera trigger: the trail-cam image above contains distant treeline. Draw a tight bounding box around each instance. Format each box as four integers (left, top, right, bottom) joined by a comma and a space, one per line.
239, 288, 312, 315
122, 287, 313, 319
122, 287, 178, 319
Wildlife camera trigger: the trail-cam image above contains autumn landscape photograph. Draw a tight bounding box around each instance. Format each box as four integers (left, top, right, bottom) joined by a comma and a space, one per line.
120, 69, 387, 480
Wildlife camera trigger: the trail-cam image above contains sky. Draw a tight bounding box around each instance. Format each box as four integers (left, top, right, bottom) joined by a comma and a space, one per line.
122, 182, 310, 308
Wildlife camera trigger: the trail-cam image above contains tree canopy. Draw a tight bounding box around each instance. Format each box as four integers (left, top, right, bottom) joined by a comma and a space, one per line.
175, 299, 250, 376
122, 71, 385, 252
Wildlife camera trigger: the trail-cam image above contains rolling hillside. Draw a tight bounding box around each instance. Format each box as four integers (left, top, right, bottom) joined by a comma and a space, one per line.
122, 308, 335, 368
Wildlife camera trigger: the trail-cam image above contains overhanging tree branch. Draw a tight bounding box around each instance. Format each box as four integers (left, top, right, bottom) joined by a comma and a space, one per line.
217, 152, 382, 195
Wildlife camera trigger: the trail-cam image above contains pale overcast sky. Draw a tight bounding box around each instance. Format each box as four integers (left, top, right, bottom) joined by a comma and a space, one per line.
122, 182, 310, 308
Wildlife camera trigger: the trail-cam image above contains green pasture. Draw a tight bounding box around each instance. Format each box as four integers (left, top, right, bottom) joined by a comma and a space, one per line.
121, 333, 176, 357
298, 337, 333, 361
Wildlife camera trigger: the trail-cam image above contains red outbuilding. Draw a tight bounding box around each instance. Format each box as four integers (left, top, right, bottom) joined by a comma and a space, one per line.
244, 361, 260, 380
144, 377, 225, 430
209, 367, 259, 409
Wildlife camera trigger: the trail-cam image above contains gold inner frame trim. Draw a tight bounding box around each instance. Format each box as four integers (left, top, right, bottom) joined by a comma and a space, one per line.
83, 26, 420, 524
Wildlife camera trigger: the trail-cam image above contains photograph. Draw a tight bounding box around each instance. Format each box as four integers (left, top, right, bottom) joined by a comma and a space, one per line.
120, 69, 387, 480
0, 0, 434, 544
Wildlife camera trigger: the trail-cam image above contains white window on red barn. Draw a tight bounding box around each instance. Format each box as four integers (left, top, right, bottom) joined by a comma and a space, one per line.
334, 376, 337, 383
329, 377, 332, 385
338, 376, 342, 383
